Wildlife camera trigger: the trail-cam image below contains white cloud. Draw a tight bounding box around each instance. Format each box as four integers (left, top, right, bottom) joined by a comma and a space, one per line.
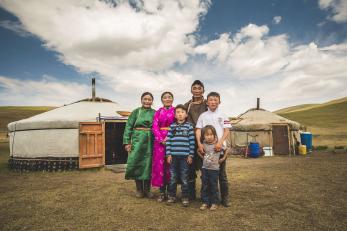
195, 24, 289, 79
273, 16, 282, 24
0, 75, 89, 106
319, 0, 347, 23
0, 0, 209, 73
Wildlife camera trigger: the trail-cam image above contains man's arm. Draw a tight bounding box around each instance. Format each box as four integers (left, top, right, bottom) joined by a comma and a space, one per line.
196, 128, 205, 156
215, 128, 230, 151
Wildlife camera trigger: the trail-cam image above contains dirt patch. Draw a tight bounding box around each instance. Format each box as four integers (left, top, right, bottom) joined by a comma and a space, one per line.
0, 144, 346, 230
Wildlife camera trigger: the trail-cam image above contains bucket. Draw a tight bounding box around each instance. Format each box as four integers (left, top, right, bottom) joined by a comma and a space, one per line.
263, 147, 273, 156
299, 145, 307, 155
300, 132, 312, 152
249, 142, 260, 158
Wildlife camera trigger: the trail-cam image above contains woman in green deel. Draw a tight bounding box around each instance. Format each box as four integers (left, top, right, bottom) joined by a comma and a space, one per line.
123, 92, 155, 198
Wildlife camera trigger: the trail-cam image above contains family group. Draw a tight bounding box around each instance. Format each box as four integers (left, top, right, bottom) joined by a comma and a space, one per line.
122, 80, 231, 211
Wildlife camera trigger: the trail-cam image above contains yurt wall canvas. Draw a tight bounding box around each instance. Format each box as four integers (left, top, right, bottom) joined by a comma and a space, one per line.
9, 129, 79, 158
230, 131, 272, 147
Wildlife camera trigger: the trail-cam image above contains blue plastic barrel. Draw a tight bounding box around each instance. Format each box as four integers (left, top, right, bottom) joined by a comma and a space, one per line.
249, 142, 260, 158
300, 132, 312, 152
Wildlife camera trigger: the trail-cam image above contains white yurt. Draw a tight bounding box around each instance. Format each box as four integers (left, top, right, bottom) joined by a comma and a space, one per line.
228, 99, 301, 155
8, 80, 131, 171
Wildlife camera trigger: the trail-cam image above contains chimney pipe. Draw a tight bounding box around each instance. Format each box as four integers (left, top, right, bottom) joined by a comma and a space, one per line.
92, 78, 96, 101
257, 98, 260, 110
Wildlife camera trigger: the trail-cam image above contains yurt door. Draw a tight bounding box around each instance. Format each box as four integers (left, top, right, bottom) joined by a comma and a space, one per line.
79, 122, 105, 168
272, 125, 290, 155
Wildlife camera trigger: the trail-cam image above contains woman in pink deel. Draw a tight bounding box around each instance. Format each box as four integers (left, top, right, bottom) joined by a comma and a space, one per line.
151, 92, 175, 202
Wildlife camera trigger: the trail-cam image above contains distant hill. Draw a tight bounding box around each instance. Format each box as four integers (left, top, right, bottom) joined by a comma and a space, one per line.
274, 104, 319, 114
0, 106, 55, 132
275, 97, 347, 147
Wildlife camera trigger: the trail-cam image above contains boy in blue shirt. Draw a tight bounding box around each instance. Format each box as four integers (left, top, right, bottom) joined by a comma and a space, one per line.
166, 104, 195, 207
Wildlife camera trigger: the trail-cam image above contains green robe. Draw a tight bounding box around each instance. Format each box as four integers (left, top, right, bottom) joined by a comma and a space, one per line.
123, 107, 155, 180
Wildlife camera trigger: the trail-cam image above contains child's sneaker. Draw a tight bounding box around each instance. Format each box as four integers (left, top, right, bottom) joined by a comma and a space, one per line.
200, 203, 208, 211
210, 204, 218, 211
157, 193, 166, 202
182, 198, 189, 207
167, 196, 176, 204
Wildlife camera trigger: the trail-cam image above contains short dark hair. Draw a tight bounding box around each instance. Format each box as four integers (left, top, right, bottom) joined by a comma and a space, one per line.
141, 92, 154, 100
191, 80, 204, 89
201, 125, 218, 143
174, 104, 187, 113
161, 91, 174, 100
207, 92, 220, 101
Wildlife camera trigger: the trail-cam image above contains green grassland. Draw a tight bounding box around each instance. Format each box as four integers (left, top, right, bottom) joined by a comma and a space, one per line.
274, 104, 319, 114
277, 97, 347, 148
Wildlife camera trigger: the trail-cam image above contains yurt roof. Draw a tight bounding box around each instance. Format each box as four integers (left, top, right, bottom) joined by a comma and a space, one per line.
8, 100, 130, 132
231, 108, 301, 131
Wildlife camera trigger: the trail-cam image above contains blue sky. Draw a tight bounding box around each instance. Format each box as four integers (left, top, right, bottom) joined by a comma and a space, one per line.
0, 0, 346, 115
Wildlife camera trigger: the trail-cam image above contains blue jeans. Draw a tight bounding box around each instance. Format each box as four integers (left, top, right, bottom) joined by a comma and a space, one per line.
168, 156, 189, 198
201, 168, 219, 205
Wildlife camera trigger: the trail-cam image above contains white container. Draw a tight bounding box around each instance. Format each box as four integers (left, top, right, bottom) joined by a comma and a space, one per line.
263, 147, 273, 156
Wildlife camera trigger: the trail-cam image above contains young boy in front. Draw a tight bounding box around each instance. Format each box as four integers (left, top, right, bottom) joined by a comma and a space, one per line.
166, 104, 195, 207
195, 92, 232, 207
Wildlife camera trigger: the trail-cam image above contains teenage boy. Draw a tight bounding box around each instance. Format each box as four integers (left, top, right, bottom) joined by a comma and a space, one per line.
195, 92, 232, 207
184, 80, 208, 200
166, 104, 195, 207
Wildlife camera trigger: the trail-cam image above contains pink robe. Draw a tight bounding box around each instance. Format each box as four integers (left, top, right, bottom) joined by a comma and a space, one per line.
151, 106, 175, 188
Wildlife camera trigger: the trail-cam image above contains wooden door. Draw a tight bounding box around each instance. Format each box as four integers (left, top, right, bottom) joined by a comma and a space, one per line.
272, 125, 289, 155
79, 122, 105, 168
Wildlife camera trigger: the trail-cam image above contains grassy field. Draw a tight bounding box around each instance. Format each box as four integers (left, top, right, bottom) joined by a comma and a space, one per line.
0, 143, 346, 230
277, 97, 347, 148
0, 106, 54, 142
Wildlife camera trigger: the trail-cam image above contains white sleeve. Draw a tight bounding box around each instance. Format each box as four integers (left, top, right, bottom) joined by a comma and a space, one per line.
223, 113, 232, 129
196, 114, 203, 129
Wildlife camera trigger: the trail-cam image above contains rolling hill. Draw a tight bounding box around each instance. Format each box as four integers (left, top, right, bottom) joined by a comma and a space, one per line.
276, 97, 347, 147
0, 106, 54, 141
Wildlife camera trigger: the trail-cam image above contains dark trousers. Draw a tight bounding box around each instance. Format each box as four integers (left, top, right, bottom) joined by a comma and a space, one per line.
135, 180, 150, 192
168, 156, 189, 198
188, 154, 202, 199
201, 168, 219, 205
219, 159, 229, 201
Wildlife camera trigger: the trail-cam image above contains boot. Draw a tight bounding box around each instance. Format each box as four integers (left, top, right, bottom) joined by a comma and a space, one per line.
143, 180, 154, 199
135, 180, 144, 198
